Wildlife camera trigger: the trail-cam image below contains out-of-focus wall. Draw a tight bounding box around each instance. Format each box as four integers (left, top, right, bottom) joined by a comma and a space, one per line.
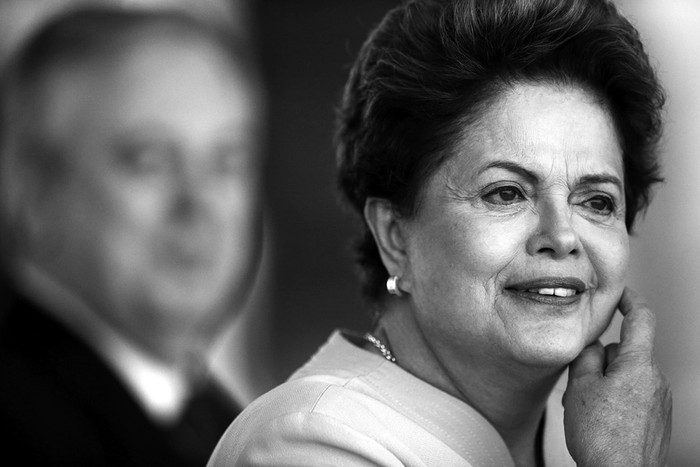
0, 0, 73, 61
257, 0, 397, 380
616, 1, 700, 464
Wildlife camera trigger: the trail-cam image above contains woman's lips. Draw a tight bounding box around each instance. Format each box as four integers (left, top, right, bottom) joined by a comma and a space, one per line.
505, 277, 587, 305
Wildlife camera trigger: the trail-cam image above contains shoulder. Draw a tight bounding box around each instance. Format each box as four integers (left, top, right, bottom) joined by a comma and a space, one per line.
233, 331, 398, 433
209, 345, 475, 466
210, 330, 409, 466
209, 376, 408, 466
209, 331, 486, 466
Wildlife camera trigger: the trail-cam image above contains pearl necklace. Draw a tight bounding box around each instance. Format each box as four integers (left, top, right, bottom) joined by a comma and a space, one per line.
364, 332, 397, 363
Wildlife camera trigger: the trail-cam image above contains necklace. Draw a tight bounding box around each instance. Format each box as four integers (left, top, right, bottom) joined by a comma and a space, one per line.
364, 332, 397, 363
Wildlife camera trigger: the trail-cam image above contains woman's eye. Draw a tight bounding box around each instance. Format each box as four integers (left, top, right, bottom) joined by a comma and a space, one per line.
483, 186, 525, 205
583, 195, 615, 214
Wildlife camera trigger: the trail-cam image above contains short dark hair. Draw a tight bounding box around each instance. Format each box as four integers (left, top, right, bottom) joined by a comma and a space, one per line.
0, 6, 262, 260
336, 0, 665, 302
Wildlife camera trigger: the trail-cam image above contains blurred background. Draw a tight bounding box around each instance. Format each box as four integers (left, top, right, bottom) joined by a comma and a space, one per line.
0, 0, 697, 464
615, 1, 700, 464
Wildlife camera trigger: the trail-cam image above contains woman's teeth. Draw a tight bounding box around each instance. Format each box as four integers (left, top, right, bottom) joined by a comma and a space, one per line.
528, 288, 577, 297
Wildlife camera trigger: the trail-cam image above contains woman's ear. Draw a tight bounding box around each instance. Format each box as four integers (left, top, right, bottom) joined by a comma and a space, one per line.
364, 197, 411, 291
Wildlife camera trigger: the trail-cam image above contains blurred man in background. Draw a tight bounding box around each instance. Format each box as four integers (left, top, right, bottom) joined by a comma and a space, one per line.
0, 6, 265, 465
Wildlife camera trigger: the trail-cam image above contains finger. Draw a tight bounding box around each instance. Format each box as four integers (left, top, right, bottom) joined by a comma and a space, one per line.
604, 342, 619, 371
568, 340, 604, 381
617, 287, 656, 355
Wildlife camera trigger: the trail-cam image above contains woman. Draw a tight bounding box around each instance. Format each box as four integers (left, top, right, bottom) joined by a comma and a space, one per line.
210, 0, 671, 465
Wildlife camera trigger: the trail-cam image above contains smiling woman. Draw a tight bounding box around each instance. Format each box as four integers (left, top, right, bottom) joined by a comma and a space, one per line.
209, 1, 671, 466
397, 83, 629, 371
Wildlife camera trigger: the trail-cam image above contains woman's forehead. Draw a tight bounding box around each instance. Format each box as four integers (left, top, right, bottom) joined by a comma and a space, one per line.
443, 83, 623, 182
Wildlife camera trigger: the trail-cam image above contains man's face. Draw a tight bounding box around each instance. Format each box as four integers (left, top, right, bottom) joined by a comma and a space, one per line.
30, 36, 262, 359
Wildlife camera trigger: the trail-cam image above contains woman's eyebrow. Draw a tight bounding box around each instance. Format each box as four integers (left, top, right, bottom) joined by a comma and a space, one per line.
478, 161, 539, 184
578, 174, 623, 190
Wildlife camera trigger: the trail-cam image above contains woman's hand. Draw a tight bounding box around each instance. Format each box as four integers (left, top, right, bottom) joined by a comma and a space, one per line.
563, 287, 672, 466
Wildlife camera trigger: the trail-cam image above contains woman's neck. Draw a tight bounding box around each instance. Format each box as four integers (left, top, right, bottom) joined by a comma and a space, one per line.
376, 302, 564, 467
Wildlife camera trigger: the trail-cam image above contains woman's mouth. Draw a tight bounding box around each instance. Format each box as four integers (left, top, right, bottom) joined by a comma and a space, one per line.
527, 287, 577, 297
505, 277, 587, 305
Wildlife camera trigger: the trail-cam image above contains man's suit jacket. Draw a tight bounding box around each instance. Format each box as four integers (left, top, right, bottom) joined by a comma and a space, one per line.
0, 288, 239, 466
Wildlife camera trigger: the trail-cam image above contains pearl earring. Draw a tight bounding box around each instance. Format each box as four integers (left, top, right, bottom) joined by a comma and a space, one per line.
386, 275, 403, 296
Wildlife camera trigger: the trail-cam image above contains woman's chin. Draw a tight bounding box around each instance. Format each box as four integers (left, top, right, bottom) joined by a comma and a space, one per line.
510, 333, 588, 369
500, 312, 608, 369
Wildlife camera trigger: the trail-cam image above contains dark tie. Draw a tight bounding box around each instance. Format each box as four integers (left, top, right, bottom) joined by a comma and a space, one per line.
167, 380, 241, 465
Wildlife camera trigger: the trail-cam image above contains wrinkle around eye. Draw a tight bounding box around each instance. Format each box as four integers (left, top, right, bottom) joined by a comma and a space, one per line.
442, 179, 480, 203
574, 203, 625, 225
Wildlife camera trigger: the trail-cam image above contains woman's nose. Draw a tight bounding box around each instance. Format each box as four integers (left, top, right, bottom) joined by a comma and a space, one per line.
526, 201, 580, 259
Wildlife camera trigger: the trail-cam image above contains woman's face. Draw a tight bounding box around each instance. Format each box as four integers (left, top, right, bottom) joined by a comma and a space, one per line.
401, 83, 628, 369
32, 36, 262, 357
